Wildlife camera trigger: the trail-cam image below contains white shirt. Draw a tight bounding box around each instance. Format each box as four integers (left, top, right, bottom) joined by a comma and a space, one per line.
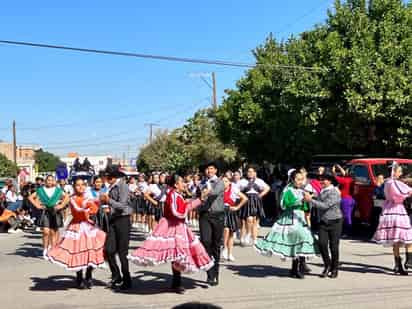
128, 183, 138, 193
206, 175, 219, 190
149, 183, 166, 202
239, 178, 268, 194
232, 180, 242, 191
44, 187, 56, 198
137, 181, 149, 193
63, 184, 73, 195
6, 190, 17, 203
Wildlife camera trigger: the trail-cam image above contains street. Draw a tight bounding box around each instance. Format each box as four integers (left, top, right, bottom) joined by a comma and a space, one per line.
1, 227, 412, 309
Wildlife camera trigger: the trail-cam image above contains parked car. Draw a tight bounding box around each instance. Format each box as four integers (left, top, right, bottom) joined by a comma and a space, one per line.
347, 158, 412, 226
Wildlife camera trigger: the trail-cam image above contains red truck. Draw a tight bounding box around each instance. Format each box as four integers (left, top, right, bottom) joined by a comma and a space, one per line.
347, 158, 412, 226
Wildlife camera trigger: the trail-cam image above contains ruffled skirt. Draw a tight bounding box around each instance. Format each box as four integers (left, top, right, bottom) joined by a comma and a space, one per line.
45, 221, 106, 271
128, 217, 213, 273
373, 203, 412, 246
255, 209, 318, 259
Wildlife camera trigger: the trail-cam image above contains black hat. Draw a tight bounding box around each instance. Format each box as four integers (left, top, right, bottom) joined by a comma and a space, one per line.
102, 164, 124, 178
318, 169, 337, 183
205, 161, 220, 170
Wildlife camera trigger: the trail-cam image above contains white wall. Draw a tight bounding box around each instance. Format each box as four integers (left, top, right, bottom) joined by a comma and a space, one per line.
60, 156, 109, 174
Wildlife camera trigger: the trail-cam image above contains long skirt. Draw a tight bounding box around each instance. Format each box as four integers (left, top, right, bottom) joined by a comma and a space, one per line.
128, 217, 213, 273
239, 194, 265, 220
45, 221, 106, 271
255, 209, 318, 259
373, 203, 412, 246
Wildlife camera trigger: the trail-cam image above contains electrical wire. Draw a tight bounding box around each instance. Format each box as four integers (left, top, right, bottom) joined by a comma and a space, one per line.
0, 39, 327, 72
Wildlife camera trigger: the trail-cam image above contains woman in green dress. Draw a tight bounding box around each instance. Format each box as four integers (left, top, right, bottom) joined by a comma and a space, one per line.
254, 170, 318, 278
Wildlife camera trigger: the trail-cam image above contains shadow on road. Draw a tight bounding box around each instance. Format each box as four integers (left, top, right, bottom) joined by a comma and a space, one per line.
7, 242, 43, 259
310, 261, 393, 274
224, 264, 292, 278
29, 275, 107, 291
339, 261, 393, 274
114, 270, 209, 295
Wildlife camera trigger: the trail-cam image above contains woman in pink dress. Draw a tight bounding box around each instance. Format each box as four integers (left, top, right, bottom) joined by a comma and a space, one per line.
46, 178, 106, 288
373, 162, 412, 275
128, 174, 214, 292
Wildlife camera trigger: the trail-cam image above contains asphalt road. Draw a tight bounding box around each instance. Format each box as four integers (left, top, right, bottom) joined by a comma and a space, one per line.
1, 226, 411, 309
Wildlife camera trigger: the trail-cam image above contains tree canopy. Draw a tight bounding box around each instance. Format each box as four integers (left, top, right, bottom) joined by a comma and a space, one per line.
216, 0, 412, 164
35, 149, 62, 173
137, 109, 239, 173
0, 154, 18, 177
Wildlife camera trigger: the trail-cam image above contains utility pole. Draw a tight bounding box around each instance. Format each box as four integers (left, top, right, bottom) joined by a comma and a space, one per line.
212, 72, 217, 110
12, 120, 17, 164
144, 123, 159, 144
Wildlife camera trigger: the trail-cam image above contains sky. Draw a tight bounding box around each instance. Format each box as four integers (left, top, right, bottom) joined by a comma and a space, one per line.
0, 0, 335, 159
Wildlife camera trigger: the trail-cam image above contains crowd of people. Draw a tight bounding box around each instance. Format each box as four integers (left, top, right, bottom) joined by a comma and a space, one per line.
1, 160, 412, 292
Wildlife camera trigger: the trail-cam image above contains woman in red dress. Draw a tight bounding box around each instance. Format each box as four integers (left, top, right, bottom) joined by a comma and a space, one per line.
128, 174, 213, 292
45, 178, 106, 289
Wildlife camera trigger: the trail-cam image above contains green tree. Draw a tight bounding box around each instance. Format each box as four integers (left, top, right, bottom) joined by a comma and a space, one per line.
216, 0, 412, 164
137, 130, 190, 173
0, 154, 18, 177
137, 109, 240, 173
34, 149, 62, 173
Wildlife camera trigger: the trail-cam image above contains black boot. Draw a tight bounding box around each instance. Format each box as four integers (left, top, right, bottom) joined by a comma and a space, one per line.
119, 273, 132, 290
84, 267, 93, 289
290, 259, 298, 277
302, 259, 311, 273
404, 252, 412, 269
395, 257, 408, 276
76, 271, 85, 289
328, 269, 339, 279
171, 269, 184, 293
320, 265, 330, 278
296, 257, 305, 279
207, 269, 217, 286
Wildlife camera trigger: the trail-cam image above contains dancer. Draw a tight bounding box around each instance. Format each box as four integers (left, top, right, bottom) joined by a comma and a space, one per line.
255, 170, 318, 279
198, 162, 225, 286
222, 175, 248, 262
304, 170, 342, 278
372, 162, 412, 275
29, 175, 70, 257
239, 166, 270, 246
100, 165, 133, 290
45, 178, 106, 289
128, 174, 213, 292
145, 173, 167, 233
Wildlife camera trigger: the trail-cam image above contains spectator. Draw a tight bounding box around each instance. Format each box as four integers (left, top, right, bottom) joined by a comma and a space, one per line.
332, 164, 355, 237
5, 184, 23, 212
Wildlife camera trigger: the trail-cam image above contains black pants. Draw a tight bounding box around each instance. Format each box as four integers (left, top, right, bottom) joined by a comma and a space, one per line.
318, 219, 342, 271
105, 215, 131, 281
199, 212, 224, 280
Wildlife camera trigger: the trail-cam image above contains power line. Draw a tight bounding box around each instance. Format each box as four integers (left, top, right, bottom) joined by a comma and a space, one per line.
275, 0, 333, 38
0, 39, 327, 72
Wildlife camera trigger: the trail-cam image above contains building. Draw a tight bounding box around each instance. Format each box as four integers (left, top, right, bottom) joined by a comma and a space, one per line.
0, 142, 39, 161
0, 142, 39, 183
